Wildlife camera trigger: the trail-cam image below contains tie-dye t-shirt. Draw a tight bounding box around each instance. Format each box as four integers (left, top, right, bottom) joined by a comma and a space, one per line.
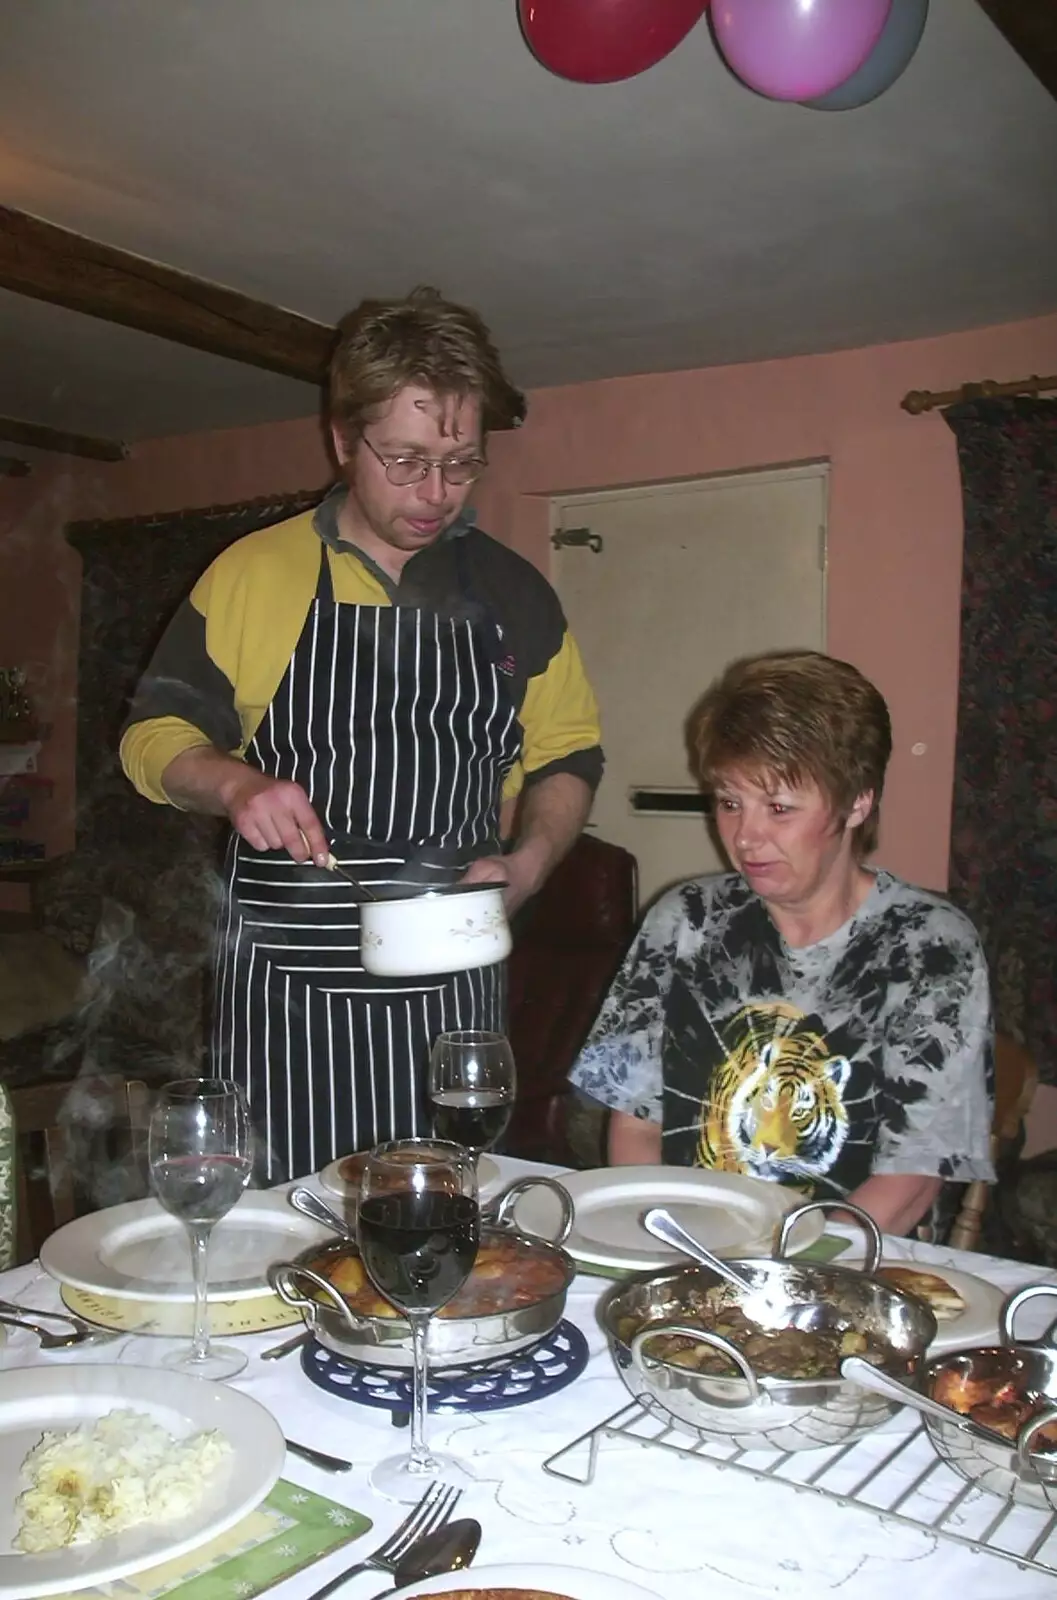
570, 870, 995, 1194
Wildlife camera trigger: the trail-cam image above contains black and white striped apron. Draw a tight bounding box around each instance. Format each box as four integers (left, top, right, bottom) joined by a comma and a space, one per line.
212, 543, 522, 1181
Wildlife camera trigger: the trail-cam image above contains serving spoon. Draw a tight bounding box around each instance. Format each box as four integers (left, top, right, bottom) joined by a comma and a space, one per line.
287, 1184, 357, 1241
642, 1206, 789, 1330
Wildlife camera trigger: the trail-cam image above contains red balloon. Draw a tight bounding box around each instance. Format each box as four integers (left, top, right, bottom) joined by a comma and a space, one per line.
519, 0, 709, 85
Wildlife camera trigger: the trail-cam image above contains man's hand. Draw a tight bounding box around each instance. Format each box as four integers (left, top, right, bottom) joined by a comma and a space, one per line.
459, 771, 593, 916
459, 850, 540, 916
160, 745, 331, 865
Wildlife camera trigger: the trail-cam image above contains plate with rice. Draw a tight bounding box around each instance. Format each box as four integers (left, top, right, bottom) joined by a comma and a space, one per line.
0, 1364, 284, 1597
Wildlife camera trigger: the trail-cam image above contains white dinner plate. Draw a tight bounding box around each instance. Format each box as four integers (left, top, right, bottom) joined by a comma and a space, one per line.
40, 1189, 332, 1303
318, 1151, 502, 1201
0, 1363, 284, 1598
852, 1256, 1008, 1355
375, 1563, 661, 1600
511, 1166, 822, 1272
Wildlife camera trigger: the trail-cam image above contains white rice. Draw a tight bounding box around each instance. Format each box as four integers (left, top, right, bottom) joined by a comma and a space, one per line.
16, 1408, 232, 1554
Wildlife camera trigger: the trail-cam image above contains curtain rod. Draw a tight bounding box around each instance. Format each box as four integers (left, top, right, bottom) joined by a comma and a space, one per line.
901, 372, 1057, 415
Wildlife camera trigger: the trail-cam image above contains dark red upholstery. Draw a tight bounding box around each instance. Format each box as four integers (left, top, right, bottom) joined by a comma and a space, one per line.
505, 833, 638, 1164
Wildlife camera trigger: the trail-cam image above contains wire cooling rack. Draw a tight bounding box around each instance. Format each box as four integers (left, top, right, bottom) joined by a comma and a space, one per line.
542, 1401, 1057, 1580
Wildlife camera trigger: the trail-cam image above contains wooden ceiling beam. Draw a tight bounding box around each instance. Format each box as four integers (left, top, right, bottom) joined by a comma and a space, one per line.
0, 414, 128, 461
0, 206, 335, 385
975, 0, 1057, 102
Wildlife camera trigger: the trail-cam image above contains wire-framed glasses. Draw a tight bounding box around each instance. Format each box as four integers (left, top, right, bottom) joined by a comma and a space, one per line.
361, 435, 485, 487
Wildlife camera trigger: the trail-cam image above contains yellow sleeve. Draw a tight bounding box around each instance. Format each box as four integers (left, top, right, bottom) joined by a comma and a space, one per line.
119, 719, 219, 807
517, 629, 603, 783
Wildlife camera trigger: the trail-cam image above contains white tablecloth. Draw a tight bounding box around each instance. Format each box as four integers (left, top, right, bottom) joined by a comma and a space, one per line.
2, 1156, 1057, 1600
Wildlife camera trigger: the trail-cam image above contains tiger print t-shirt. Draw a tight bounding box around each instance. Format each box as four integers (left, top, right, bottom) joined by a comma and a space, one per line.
570, 870, 995, 1195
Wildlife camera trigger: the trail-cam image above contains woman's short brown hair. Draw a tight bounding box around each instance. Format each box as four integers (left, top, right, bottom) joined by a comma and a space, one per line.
329, 285, 526, 444
690, 650, 893, 856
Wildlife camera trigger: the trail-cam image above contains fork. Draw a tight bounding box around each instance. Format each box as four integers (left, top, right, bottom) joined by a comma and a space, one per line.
0, 1311, 120, 1349
304, 1480, 461, 1600
0, 1297, 107, 1334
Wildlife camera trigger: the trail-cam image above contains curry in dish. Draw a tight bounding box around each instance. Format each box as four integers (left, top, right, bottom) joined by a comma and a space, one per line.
304, 1234, 567, 1320
619, 1295, 889, 1381
933, 1367, 1057, 1449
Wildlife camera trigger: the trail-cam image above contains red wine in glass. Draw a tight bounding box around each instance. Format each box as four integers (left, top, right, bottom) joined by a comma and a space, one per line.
357, 1190, 479, 1313
428, 1031, 517, 1163
357, 1139, 479, 1502
430, 1089, 512, 1155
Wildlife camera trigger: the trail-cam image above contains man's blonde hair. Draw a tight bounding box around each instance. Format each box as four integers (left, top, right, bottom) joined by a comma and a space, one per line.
329, 285, 525, 445
691, 651, 893, 856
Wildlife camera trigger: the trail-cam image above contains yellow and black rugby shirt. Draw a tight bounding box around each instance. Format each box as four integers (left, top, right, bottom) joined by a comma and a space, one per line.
121, 489, 603, 807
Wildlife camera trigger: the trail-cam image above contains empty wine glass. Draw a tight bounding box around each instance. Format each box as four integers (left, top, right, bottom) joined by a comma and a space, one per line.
428, 1030, 517, 1168
148, 1077, 253, 1380
358, 1139, 479, 1501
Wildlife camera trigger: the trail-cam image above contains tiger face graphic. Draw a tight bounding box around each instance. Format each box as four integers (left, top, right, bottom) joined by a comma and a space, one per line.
699, 1003, 850, 1182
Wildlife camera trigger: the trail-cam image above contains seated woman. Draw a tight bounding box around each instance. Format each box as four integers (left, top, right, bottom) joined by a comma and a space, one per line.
570, 650, 994, 1236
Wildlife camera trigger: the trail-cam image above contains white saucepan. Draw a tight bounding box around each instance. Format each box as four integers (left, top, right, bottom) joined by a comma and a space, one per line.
358, 881, 511, 976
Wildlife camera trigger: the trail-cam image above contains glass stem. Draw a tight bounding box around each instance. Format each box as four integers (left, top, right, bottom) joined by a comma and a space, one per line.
187, 1224, 213, 1362
407, 1312, 434, 1473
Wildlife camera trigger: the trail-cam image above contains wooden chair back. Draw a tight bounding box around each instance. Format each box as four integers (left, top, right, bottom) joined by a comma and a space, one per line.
948, 1033, 1038, 1251
10, 1075, 152, 1265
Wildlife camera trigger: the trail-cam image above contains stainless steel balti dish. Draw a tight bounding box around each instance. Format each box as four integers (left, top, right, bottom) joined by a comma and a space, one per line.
915, 1283, 1057, 1510
601, 1201, 937, 1452
269, 1177, 575, 1369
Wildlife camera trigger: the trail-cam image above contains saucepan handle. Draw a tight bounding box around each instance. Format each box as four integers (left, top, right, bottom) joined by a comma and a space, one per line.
1016, 1407, 1057, 1473
631, 1323, 763, 1408
490, 1176, 574, 1246
1001, 1283, 1057, 1348
776, 1200, 882, 1274
267, 1263, 364, 1337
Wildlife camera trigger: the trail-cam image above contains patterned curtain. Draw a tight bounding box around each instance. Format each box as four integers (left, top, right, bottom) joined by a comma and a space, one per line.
27, 487, 325, 1083
945, 397, 1057, 1085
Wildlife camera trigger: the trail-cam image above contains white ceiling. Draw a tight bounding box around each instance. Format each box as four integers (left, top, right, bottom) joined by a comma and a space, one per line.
1, 0, 1055, 443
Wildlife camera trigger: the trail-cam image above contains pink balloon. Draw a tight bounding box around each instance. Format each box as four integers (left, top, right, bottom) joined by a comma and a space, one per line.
519, 0, 709, 86
713, 0, 893, 101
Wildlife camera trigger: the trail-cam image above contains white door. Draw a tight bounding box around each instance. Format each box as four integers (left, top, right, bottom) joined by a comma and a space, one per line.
553, 466, 827, 907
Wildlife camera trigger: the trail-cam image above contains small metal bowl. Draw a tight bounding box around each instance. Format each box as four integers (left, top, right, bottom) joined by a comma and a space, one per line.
269, 1176, 576, 1369
918, 1283, 1057, 1510
601, 1201, 936, 1452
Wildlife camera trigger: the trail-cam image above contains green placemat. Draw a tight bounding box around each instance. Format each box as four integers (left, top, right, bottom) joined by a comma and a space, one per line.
579, 1233, 853, 1281
51, 1479, 372, 1599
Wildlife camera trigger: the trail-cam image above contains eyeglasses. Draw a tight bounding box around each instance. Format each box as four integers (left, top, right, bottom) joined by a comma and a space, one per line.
361, 436, 486, 487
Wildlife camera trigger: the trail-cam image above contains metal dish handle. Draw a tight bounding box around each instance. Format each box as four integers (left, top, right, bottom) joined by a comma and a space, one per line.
268, 1262, 367, 1337
776, 1200, 882, 1273
1016, 1406, 1057, 1471
490, 1176, 574, 1246
1001, 1283, 1057, 1348
630, 1323, 762, 1408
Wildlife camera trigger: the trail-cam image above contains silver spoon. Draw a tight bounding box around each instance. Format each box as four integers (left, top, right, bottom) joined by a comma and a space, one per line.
288, 1185, 356, 1241
0, 1311, 120, 1349
840, 1355, 982, 1429
366, 1518, 481, 1600
642, 1206, 788, 1330
642, 1207, 757, 1292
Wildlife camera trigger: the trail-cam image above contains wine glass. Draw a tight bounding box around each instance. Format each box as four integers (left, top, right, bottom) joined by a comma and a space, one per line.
148, 1077, 253, 1380
428, 1030, 517, 1169
357, 1139, 479, 1501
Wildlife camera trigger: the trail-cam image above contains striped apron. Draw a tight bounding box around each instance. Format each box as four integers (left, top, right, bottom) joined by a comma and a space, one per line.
212, 543, 522, 1181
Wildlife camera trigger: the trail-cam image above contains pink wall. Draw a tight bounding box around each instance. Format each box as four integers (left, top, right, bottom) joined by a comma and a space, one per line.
4, 310, 1057, 914
475, 312, 1057, 889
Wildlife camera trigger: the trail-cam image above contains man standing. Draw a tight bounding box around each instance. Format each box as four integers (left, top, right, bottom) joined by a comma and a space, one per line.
121, 287, 602, 1179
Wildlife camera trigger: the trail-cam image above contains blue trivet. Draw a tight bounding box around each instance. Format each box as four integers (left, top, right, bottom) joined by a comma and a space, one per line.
300, 1319, 589, 1415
